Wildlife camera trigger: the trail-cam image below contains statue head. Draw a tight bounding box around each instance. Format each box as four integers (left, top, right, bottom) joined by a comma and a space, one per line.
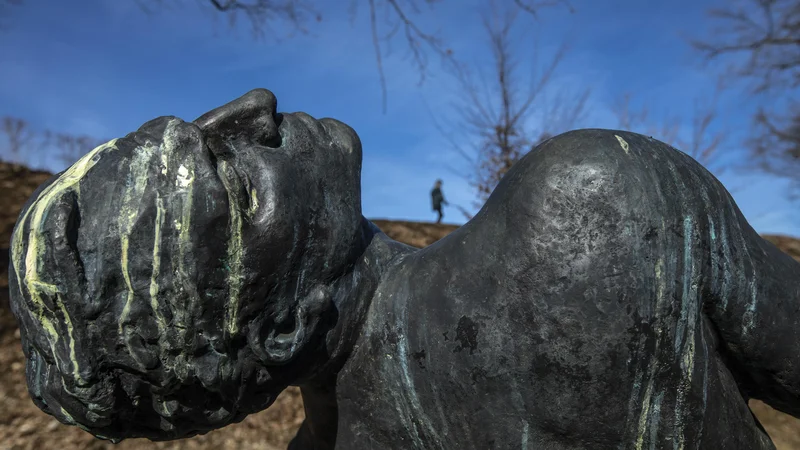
8, 89, 366, 440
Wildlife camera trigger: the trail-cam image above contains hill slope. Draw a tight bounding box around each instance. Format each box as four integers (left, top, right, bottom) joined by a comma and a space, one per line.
1, 163, 799, 449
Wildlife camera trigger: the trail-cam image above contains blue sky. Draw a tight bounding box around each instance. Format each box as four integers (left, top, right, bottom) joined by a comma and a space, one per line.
1, 0, 797, 236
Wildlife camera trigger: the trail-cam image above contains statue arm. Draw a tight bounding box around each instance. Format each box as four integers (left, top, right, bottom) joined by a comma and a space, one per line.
704, 208, 800, 417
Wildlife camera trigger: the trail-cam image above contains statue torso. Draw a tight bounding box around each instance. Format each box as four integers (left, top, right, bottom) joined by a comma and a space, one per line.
325, 131, 778, 449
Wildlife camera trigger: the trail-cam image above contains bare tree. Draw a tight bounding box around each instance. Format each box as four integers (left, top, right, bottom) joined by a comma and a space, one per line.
752, 106, 800, 198
693, 0, 800, 93
614, 92, 728, 174
0, 117, 34, 162
136, 0, 456, 112
0, 116, 105, 169
51, 132, 108, 167
692, 0, 800, 190
134, 0, 572, 112
4, 1, 572, 112
435, 2, 586, 208
137, 0, 319, 36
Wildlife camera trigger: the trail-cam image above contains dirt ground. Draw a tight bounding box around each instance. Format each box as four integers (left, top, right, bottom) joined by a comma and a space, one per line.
2, 162, 800, 449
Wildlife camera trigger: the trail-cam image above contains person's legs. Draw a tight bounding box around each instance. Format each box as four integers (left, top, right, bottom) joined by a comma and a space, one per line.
436, 207, 443, 224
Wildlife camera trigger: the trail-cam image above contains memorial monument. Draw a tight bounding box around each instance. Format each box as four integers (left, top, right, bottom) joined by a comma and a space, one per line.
8, 89, 800, 449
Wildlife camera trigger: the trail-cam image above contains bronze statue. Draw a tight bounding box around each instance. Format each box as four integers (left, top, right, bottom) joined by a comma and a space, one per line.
9, 89, 800, 449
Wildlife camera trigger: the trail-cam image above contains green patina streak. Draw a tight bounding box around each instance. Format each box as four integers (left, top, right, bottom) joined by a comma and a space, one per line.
673, 216, 698, 450
248, 187, 259, 218
614, 134, 630, 154
160, 120, 197, 367
118, 143, 157, 334
218, 160, 244, 335
177, 168, 194, 322
149, 194, 168, 335
55, 294, 82, 383
176, 160, 195, 362
11, 139, 119, 383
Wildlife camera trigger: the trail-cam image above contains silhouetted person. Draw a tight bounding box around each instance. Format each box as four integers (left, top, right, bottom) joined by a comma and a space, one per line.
431, 179, 448, 224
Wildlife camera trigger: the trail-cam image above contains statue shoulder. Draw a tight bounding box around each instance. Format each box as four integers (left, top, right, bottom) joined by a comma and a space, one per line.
484, 129, 694, 222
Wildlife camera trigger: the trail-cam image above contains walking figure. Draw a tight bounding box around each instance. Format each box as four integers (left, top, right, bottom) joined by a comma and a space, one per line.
431, 179, 448, 224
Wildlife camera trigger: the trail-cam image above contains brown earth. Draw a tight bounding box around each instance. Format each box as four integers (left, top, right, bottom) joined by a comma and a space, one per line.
1, 162, 799, 449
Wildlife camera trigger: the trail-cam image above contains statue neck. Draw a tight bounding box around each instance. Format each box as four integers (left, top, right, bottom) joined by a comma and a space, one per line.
302, 218, 415, 383
285, 219, 415, 448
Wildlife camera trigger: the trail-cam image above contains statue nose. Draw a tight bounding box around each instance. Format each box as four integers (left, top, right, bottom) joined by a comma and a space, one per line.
194, 88, 282, 152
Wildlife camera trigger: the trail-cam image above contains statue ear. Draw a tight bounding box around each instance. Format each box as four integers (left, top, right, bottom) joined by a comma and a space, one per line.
261, 286, 330, 365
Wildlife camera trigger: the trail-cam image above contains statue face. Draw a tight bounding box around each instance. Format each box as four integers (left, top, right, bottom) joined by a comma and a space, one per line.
9, 89, 364, 440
